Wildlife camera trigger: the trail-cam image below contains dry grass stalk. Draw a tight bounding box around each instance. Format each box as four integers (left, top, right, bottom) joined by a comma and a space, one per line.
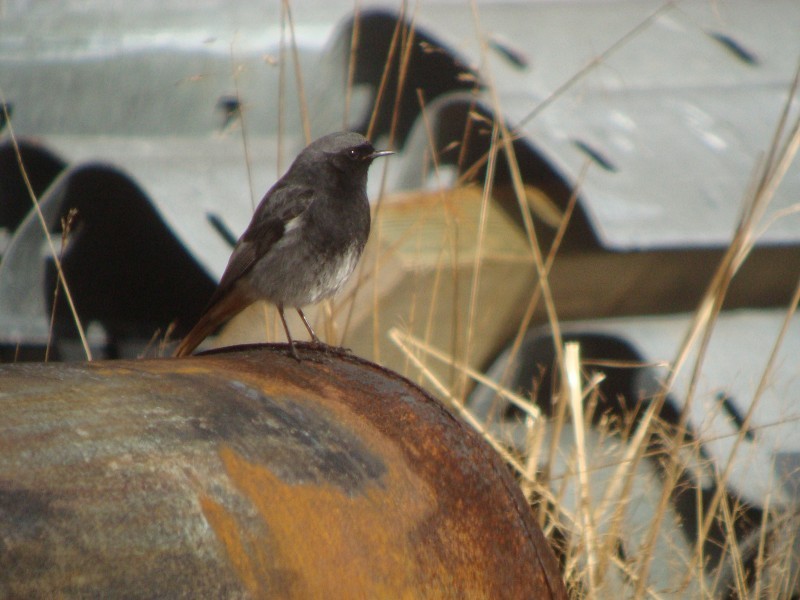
0, 90, 93, 360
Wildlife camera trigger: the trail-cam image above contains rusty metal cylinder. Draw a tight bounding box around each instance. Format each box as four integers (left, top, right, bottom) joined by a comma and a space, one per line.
0, 346, 565, 598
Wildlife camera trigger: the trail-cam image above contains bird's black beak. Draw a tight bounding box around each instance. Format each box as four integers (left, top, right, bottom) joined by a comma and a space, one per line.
369, 150, 394, 160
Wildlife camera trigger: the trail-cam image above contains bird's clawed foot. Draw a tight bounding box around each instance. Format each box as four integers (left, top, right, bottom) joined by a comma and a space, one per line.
297, 308, 334, 351
286, 339, 352, 361
279, 307, 353, 360
287, 341, 302, 361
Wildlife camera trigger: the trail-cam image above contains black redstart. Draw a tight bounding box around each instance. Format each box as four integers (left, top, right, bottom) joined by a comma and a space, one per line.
174, 131, 392, 359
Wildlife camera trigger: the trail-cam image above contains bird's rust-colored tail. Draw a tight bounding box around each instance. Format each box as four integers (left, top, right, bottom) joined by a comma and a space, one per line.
174, 288, 251, 358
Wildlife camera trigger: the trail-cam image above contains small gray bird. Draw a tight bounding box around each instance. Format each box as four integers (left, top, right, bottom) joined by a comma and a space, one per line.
174, 131, 392, 359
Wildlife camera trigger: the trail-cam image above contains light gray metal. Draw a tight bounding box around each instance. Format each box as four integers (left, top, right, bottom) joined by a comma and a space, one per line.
467, 308, 800, 596
620, 310, 800, 508
0, 0, 356, 280
473, 309, 800, 508
329, 0, 800, 250
5, 0, 798, 262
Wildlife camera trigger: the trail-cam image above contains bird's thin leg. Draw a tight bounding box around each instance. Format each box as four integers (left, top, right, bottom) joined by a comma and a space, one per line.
296, 308, 322, 345
277, 304, 300, 360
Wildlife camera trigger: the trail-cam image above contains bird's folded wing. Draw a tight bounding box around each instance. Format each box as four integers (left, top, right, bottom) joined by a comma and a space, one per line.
208, 184, 317, 306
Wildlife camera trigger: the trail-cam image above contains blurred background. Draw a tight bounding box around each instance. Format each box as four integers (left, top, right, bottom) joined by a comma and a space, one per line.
2, 1, 800, 597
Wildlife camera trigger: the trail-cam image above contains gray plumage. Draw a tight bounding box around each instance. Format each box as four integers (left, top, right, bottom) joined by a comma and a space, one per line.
175, 131, 391, 358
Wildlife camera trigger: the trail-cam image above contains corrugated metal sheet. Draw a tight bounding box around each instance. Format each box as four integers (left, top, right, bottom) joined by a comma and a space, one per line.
326, 0, 800, 249
0, 0, 350, 280
314, 0, 800, 378
467, 308, 800, 595
6, 0, 798, 263
471, 308, 800, 508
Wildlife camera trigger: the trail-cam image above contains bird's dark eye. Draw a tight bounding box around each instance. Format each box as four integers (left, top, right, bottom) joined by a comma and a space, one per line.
348, 148, 359, 160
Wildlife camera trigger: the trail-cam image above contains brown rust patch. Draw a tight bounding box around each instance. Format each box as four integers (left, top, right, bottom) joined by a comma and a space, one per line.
242, 347, 565, 597
199, 494, 266, 597
208, 441, 461, 598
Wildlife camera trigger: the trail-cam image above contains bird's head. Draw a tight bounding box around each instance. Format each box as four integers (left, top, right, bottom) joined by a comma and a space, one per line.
304, 132, 393, 180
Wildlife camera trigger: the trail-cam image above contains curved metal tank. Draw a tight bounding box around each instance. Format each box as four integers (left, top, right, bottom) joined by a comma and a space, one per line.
0, 345, 566, 598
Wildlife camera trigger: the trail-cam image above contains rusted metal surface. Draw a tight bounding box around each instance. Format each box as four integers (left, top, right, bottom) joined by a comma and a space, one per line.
0, 346, 566, 598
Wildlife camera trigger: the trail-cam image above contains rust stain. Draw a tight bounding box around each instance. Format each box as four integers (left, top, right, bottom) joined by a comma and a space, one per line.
219, 444, 425, 598
149, 354, 310, 400
200, 440, 498, 599
199, 494, 265, 597
194, 352, 556, 597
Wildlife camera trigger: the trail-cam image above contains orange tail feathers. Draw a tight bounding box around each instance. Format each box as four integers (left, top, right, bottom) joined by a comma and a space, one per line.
173, 287, 252, 358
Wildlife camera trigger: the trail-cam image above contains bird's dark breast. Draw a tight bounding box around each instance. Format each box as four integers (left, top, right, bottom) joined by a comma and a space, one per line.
307, 187, 371, 255
247, 189, 370, 307
302, 190, 371, 302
